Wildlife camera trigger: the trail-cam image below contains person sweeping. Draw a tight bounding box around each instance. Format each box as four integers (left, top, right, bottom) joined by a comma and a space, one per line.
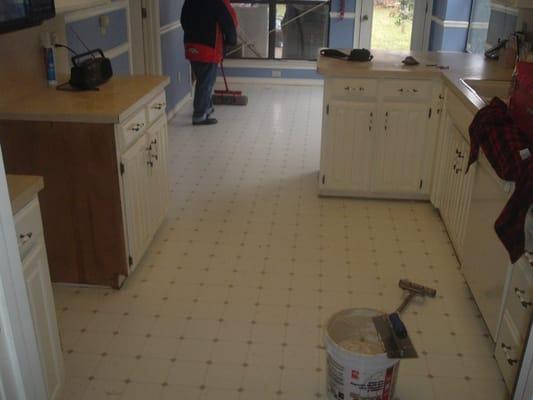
181, 0, 238, 126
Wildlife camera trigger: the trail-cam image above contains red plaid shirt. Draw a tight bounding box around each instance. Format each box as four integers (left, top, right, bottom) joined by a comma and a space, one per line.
468, 98, 533, 263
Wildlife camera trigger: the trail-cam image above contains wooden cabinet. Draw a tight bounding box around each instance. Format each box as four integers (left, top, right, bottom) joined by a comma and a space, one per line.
320, 100, 375, 193
0, 85, 169, 288
372, 104, 429, 194
319, 78, 439, 198
121, 114, 169, 271
438, 120, 476, 258
496, 256, 533, 392
16, 197, 64, 400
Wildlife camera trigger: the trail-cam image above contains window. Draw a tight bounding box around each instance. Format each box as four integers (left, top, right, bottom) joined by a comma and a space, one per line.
228, 1, 330, 60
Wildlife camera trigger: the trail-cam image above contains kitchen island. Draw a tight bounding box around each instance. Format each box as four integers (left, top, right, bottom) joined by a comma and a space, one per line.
0, 75, 170, 288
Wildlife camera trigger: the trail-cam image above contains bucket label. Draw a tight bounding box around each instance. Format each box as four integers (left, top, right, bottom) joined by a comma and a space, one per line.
326, 355, 399, 400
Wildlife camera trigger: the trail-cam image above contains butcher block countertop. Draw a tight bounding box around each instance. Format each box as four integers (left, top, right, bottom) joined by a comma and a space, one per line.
7, 175, 44, 215
317, 50, 514, 113
0, 75, 170, 124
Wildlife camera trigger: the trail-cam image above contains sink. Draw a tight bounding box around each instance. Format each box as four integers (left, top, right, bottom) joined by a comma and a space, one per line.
460, 79, 512, 104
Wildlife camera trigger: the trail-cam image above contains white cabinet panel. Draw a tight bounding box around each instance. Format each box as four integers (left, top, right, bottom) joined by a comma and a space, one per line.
121, 113, 169, 271
372, 104, 429, 194
22, 243, 63, 400
121, 134, 151, 269
320, 100, 375, 193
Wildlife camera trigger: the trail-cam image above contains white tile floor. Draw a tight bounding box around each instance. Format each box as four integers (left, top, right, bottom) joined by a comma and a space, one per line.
55, 84, 508, 400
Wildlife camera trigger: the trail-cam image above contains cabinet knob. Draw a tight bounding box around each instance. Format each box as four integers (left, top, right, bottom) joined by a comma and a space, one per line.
18, 232, 33, 244
398, 88, 404, 93
412, 88, 418, 93
501, 342, 519, 366
514, 287, 532, 309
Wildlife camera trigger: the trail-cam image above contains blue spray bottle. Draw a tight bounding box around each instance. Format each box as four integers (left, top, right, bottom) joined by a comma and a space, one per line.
41, 32, 57, 87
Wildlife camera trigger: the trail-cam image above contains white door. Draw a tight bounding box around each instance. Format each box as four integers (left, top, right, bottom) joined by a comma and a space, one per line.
22, 242, 64, 400
372, 103, 429, 194
121, 134, 151, 269
355, 0, 432, 51
320, 100, 375, 193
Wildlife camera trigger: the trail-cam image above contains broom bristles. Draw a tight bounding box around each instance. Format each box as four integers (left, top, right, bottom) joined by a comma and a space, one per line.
212, 93, 248, 106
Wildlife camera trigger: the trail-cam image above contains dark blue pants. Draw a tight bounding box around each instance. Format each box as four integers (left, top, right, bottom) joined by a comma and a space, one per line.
191, 61, 218, 122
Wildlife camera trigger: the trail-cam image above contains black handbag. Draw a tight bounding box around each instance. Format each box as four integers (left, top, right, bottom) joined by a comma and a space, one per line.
320, 48, 373, 62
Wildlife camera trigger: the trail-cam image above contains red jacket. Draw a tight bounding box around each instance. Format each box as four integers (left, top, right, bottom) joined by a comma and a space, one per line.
181, 0, 238, 64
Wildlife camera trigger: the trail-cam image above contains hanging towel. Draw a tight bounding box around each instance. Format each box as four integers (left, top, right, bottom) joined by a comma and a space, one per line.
467, 97, 530, 180
468, 97, 533, 263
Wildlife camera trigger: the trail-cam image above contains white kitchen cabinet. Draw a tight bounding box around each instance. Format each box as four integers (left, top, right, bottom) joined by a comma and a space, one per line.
16, 197, 64, 400
319, 77, 439, 199
495, 256, 533, 392
437, 119, 476, 259
121, 134, 152, 270
320, 100, 375, 194
372, 104, 430, 194
146, 115, 170, 233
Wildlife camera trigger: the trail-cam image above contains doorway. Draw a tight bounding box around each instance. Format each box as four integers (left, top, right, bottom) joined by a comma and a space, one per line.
355, 0, 432, 51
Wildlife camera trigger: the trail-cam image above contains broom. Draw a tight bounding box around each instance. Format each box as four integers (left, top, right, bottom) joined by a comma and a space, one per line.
212, 60, 248, 106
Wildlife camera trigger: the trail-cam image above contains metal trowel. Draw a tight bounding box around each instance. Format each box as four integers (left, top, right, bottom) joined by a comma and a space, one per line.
373, 279, 437, 359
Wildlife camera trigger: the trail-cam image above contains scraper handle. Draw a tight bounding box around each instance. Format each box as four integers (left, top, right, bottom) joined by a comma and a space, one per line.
389, 313, 408, 339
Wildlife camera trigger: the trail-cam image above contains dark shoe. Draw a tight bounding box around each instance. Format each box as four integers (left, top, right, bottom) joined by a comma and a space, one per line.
193, 117, 218, 126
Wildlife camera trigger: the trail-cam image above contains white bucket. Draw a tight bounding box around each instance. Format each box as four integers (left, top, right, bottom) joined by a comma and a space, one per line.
324, 308, 400, 400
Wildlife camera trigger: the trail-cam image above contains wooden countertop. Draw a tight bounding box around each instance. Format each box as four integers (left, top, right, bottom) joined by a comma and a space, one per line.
7, 175, 44, 215
317, 50, 514, 113
0, 75, 170, 124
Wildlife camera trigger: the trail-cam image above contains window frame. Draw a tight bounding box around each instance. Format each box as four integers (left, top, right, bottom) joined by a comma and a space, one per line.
230, 0, 331, 60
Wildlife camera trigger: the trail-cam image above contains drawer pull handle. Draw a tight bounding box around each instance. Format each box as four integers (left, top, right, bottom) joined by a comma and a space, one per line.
398, 88, 404, 93
501, 343, 519, 366
130, 123, 144, 132
359, 87, 365, 91
412, 89, 418, 93
502, 342, 518, 367
151, 139, 158, 145
515, 287, 532, 308
152, 102, 166, 110
19, 232, 33, 244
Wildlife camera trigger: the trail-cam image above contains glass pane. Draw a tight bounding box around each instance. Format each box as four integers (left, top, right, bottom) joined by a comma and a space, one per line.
466, 0, 491, 53
371, 0, 414, 51
275, 2, 329, 60
227, 3, 269, 59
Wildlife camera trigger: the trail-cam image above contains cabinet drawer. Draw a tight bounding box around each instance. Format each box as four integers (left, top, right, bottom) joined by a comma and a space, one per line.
506, 257, 533, 339
380, 80, 432, 101
147, 91, 167, 124
328, 78, 378, 99
495, 313, 523, 392
119, 109, 147, 151
14, 197, 43, 260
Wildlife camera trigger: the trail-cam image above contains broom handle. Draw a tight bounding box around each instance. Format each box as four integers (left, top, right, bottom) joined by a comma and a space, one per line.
220, 60, 230, 92
395, 292, 416, 315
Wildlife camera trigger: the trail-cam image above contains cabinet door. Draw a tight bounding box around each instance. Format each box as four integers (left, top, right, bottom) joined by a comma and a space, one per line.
23, 242, 64, 400
372, 104, 429, 194
121, 134, 151, 269
146, 115, 169, 233
320, 100, 375, 193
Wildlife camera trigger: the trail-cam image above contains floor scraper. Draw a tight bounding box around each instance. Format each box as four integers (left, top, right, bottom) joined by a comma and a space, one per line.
373, 279, 437, 358
212, 60, 248, 106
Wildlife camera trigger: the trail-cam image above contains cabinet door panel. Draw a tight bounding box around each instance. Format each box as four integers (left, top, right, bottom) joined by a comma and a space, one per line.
147, 116, 169, 233
321, 100, 375, 192
23, 243, 63, 400
372, 104, 428, 193
121, 135, 151, 268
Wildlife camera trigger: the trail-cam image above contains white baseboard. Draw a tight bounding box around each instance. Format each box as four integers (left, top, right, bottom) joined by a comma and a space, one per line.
167, 93, 193, 121
216, 77, 324, 86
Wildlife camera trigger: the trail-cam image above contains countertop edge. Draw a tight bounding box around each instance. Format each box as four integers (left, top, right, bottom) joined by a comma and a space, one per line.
7, 175, 44, 215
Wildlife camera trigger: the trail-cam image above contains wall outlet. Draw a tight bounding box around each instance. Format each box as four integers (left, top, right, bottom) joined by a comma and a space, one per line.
272, 70, 282, 78
177, 71, 181, 83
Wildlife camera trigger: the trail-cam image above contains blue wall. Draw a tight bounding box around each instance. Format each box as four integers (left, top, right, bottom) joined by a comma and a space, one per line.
486, 8, 518, 47
159, 0, 192, 113
429, 0, 471, 52
66, 5, 131, 76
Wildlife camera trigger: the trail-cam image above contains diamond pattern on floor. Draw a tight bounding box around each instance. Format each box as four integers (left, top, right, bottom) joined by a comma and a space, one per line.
55, 84, 507, 400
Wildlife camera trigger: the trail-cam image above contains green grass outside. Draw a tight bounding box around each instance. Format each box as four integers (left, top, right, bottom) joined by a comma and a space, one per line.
371, 5, 413, 51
